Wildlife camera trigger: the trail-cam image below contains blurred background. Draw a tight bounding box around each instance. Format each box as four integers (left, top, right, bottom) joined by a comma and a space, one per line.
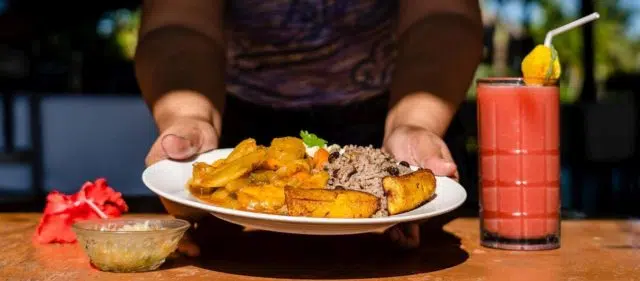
0, 0, 638, 217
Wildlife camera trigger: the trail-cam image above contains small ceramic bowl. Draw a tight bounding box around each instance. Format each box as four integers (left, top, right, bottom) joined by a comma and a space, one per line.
72, 218, 190, 273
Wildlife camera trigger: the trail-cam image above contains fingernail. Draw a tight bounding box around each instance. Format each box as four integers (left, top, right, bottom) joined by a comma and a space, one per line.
161, 134, 196, 158
163, 134, 189, 143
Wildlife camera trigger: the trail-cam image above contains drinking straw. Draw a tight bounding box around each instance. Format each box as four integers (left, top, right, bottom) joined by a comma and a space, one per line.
85, 199, 109, 219
544, 12, 600, 47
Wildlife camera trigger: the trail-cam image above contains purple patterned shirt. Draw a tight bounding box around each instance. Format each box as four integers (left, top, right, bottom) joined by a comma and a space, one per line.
225, 0, 397, 108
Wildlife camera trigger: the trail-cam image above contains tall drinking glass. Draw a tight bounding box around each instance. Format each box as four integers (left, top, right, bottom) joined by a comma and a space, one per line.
477, 78, 560, 250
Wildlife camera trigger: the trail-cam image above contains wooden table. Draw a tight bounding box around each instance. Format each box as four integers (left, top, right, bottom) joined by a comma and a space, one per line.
1, 213, 639, 281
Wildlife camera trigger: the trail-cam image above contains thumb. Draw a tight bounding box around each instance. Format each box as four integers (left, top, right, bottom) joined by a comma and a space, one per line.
420, 157, 457, 177
161, 133, 201, 160
146, 124, 206, 166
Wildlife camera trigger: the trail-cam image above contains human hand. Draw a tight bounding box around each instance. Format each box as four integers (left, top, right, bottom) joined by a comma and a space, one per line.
382, 125, 459, 248
145, 116, 219, 166
146, 116, 220, 257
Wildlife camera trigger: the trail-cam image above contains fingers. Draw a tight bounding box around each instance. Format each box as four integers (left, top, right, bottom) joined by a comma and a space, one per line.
177, 232, 201, 257
158, 198, 205, 258
383, 126, 459, 179
387, 223, 421, 249
388, 225, 402, 243
411, 136, 457, 178
161, 134, 199, 160
420, 157, 457, 178
401, 223, 421, 248
160, 124, 203, 158
439, 145, 460, 181
159, 197, 209, 222
145, 119, 219, 166
146, 139, 167, 166
145, 129, 201, 166
438, 141, 455, 162
412, 134, 458, 179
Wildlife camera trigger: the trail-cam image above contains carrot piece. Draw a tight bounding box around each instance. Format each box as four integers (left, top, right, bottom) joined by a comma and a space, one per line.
293, 171, 311, 181
313, 148, 329, 169
263, 158, 280, 170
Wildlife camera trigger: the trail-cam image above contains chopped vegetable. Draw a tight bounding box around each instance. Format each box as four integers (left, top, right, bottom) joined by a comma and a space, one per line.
313, 148, 330, 170
300, 130, 327, 148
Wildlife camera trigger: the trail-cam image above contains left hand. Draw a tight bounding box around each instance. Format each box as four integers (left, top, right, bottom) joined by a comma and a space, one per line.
382, 125, 459, 248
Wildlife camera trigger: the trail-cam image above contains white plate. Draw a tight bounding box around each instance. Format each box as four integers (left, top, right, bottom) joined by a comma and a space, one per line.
142, 148, 467, 235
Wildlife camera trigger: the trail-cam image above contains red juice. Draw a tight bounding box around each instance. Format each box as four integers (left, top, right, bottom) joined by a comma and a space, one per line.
476, 78, 560, 250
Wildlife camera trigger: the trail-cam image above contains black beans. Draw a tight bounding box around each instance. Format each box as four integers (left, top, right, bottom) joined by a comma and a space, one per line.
335, 186, 346, 190
332, 169, 340, 178
328, 151, 340, 163
399, 161, 410, 167
386, 166, 400, 176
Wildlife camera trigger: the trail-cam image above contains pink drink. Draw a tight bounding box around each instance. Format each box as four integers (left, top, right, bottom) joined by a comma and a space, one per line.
477, 78, 560, 250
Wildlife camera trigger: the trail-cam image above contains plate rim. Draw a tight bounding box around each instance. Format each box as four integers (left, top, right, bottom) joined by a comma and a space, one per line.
142, 148, 468, 225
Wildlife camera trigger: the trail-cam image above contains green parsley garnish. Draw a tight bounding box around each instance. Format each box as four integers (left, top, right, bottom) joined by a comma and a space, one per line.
300, 130, 327, 147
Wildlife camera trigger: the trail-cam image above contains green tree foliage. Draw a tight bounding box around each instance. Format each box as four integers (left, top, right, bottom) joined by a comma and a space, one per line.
471, 0, 640, 103
527, 0, 638, 102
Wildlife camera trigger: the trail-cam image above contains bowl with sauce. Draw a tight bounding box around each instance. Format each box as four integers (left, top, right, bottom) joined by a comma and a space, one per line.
72, 218, 190, 272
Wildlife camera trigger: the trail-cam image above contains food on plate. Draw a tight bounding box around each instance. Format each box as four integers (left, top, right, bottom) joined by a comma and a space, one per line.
237, 184, 286, 214
324, 145, 414, 217
187, 131, 437, 218
382, 169, 437, 215
285, 187, 379, 218
190, 146, 267, 190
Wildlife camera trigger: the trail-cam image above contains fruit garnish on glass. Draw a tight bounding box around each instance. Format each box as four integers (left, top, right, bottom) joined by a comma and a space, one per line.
521, 44, 561, 86
520, 12, 600, 86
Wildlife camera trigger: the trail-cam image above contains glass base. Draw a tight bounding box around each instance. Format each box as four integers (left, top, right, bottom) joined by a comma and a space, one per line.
481, 231, 560, 251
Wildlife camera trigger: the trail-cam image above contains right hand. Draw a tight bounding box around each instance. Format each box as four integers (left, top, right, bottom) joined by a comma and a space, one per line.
145, 116, 219, 166
145, 116, 220, 257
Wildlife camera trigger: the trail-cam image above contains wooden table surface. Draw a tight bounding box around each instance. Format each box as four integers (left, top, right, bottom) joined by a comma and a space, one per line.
1, 213, 639, 281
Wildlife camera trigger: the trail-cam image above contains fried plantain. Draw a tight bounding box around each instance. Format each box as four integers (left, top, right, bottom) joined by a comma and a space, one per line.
237, 184, 286, 214
191, 147, 267, 188
226, 138, 259, 163
285, 187, 379, 218
382, 169, 436, 215
207, 188, 241, 209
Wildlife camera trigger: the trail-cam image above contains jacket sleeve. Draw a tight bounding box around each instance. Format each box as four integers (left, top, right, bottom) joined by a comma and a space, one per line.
134, 0, 227, 112
390, 0, 484, 108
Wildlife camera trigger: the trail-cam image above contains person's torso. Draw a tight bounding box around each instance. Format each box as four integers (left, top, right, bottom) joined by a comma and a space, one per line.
225, 0, 398, 108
